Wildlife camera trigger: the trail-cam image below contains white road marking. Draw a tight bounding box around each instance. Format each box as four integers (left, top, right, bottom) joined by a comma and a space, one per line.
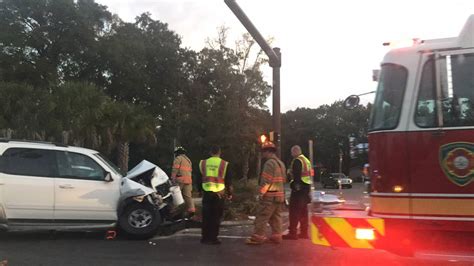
152, 233, 247, 240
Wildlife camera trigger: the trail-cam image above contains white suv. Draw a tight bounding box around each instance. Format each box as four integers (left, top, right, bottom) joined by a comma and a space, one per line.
0, 140, 179, 239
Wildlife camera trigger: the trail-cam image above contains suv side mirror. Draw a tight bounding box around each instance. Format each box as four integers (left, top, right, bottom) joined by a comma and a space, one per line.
104, 172, 114, 182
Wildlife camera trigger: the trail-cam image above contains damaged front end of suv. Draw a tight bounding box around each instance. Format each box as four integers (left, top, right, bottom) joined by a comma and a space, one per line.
118, 160, 185, 239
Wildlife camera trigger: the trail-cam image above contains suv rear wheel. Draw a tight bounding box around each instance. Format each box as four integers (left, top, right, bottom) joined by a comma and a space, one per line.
119, 202, 161, 240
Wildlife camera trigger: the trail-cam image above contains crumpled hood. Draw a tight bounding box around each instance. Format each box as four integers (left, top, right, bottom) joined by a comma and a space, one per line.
120, 178, 155, 199
125, 160, 169, 187
120, 160, 170, 199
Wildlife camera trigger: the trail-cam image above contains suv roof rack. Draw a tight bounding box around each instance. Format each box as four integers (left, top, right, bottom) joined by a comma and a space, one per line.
0, 139, 68, 147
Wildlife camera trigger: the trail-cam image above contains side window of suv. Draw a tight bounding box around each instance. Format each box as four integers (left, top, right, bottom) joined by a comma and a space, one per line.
57, 151, 106, 181
2, 148, 57, 177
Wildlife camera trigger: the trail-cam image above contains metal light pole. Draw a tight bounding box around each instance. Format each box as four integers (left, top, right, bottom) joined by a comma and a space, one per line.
224, 0, 282, 158
272, 47, 281, 158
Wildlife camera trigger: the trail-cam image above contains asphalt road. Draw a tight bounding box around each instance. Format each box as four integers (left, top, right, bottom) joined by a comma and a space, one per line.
0, 183, 471, 266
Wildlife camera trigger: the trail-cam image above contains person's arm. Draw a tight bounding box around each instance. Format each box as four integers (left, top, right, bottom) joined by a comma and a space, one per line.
224, 164, 233, 197
292, 159, 302, 183
171, 157, 180, 180
259, 161, 273, 195
197, 160, 203, 193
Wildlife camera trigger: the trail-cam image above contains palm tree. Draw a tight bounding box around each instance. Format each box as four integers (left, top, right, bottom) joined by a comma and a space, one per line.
102, 101, 157, 172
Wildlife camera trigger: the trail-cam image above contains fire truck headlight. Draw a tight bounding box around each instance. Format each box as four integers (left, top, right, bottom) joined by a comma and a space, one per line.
355, 228, 375, 240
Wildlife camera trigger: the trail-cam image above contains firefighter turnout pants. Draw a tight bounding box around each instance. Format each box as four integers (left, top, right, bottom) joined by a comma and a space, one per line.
201, 191, 225, 242
179, 183, 195, 213
254, 199, 284, 236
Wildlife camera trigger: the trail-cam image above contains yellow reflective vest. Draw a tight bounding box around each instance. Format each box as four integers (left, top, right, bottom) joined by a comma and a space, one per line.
199, 156, 228, 192
290, 154, 313, 185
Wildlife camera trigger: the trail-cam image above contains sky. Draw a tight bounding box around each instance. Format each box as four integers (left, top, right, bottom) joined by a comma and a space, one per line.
96, 0, 474, 112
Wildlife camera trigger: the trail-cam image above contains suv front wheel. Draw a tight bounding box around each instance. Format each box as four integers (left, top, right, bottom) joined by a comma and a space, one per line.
119, 202, 161, 240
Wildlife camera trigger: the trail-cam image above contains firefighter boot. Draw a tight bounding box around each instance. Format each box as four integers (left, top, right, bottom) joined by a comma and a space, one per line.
245, 234, 267, 245
268, 234, 282, 244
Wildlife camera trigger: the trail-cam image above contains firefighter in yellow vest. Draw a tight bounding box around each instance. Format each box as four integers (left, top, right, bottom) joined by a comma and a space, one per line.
246, 141, 286, 245
198, 145, 232, 245
171, 146, 195, 217
283, 145, 312, 240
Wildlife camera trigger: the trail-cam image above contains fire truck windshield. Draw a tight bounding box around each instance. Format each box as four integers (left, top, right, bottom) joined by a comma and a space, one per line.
369, 64, 408, 131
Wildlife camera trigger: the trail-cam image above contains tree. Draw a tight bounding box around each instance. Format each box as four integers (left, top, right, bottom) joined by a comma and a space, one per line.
0, 82, 53, 140
49, 81, 109, 147
0, 2, 273, 177
282, 102, 371, 173
0, 0, 113, 86
102, 101, 157, 171
175, 28, 271, 179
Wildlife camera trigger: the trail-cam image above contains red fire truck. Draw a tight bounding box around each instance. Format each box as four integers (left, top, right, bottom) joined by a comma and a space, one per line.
311, 15, 474, 260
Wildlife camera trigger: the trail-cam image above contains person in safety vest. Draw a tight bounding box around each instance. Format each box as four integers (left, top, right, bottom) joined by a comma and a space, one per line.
283, 145, 312, 240
198, 145, 232, 245
246, 141, 286, 245
171, 146, 195, 218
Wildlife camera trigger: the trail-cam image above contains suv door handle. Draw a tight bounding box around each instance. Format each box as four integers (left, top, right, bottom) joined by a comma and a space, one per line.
59, 184, 74, 189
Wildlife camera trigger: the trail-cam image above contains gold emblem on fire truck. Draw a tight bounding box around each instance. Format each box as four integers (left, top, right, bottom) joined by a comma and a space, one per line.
439, 142, 474, 187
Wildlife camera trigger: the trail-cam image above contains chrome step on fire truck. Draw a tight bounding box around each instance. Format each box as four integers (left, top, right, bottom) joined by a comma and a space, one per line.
311, 15, 474, 261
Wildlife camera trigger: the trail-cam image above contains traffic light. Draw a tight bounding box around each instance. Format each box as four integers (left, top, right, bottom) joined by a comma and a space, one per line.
259, 131, 280, 144
269, 131, 279, 143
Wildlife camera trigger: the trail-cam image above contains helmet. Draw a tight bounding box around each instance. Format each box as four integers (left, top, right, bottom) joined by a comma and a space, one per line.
261, 141, 276, 152
174, 146, 186, 154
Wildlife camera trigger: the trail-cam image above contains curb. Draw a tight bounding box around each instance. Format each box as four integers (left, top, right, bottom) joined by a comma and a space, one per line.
221, 220, 254, 226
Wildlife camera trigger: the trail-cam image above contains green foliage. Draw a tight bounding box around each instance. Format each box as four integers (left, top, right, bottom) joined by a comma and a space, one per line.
224, 179, 259, 220
0, 81, 156, 164
282, 102, 371, 173
0, 1, 272, 175
0, 82, 54, 139
0, 0, 372, 179
0, 0, 113, 86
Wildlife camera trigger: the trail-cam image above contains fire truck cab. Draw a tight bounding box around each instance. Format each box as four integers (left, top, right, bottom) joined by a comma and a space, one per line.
312, 15, 474, 260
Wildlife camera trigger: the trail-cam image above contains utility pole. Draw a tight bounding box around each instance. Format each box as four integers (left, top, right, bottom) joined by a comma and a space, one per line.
224, 0, 282, 158
339, 148, 343, 174
309, 139, 314, 189
338, 144, 343, 192
308, 139, 314, 167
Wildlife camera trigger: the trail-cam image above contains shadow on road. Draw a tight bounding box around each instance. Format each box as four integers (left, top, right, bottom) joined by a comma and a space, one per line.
0, 219, 194, 241
0, 231, 106, 241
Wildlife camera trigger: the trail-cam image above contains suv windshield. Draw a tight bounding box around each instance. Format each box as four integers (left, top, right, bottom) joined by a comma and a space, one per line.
369, 64, 408, 131
94, 153, 124, 177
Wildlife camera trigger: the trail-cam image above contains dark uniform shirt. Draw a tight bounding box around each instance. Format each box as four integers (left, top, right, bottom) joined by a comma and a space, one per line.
291, 158, 310, 195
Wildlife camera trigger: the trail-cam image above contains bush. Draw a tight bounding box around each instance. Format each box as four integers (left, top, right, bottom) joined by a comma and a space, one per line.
224, 179, 260, 220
